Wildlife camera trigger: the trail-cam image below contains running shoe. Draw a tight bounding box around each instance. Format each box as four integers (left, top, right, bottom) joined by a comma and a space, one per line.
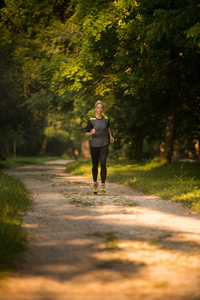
100, 185, 106, 194
93, 183, 98, 194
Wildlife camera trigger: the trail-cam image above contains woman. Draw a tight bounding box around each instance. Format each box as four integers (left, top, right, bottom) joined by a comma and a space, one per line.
85, 100, 114, 194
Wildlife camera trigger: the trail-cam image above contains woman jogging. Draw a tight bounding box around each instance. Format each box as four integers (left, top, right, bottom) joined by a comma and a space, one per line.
85, 100, 114, 194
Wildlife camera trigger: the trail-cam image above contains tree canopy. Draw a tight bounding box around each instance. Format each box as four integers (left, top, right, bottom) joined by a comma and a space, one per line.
0, 0, 199, 161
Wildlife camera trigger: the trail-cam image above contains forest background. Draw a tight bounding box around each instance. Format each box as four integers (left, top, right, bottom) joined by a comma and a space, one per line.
0, 0, 200, 164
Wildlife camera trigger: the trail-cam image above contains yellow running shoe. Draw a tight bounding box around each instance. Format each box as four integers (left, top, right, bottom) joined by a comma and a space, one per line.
93, 183, 98, 194
100, 185, 106, 194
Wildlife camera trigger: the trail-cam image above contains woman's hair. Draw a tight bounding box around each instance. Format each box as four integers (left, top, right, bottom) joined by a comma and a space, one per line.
95, 100, 104, 108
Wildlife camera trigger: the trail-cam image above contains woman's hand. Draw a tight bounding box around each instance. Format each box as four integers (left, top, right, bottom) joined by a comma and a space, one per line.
110, 136, 114, 143
85, 127, 95, 137
91, 127, 96, 135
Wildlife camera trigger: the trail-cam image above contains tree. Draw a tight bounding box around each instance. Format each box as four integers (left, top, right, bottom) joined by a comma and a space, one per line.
0, 0, 76, 155
137, 0, 200, 163
1, 0, 199, 161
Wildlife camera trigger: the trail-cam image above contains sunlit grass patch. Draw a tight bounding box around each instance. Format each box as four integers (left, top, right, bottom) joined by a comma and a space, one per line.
65, 159, 92, 177
66, 159, 200, 212
110, 161, 200, 212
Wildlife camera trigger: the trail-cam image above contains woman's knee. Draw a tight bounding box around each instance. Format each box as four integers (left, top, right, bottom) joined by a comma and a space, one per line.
100, 159, 106, 166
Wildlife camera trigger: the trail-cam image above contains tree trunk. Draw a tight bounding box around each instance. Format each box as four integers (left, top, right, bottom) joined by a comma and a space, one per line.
194, 140, 200, 161
161, 109, 178, 164
134, 138, 143, 161
128, 137, 143, 160
13, 140, 16, 158
40, 135, 47, 156
161, 56, 182, 164
81, 139, 90, 158
2, 142, 10, 156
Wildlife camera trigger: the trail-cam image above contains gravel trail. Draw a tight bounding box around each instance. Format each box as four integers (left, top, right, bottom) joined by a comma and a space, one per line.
0, 159, 200, 300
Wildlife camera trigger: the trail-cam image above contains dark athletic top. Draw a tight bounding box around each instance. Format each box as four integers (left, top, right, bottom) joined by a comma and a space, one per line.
86, 116, 110, 147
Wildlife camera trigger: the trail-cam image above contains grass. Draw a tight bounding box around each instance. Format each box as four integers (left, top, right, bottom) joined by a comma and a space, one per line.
65, 158, 200, 212
0, 171, 32, 272
66, 158, 92, 177
0, 156, 59, 277
0, 156, 59, 169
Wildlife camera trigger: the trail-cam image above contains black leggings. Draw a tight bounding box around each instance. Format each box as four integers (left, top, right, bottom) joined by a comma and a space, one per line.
90, 145, 108, 184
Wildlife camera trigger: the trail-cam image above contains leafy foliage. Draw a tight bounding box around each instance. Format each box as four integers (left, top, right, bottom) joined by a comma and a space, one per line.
0, 0, 199, 160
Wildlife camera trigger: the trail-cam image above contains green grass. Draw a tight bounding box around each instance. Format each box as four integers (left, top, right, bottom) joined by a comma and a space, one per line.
0, 156, 60, 169
0, 171, 32, 273
65, 158, 92, 177
65, 159, 200, 212
0, 156, 59, 277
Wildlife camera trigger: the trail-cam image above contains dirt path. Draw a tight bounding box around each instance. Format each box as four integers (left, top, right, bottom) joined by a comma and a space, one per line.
1, 159, 200, 300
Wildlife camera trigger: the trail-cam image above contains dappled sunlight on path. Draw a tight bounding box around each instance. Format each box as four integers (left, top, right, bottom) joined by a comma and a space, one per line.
1, 159, 200, 300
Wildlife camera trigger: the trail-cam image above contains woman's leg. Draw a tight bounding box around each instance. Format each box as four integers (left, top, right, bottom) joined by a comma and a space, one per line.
99, 145, 108, 184
90, 146, 100, 182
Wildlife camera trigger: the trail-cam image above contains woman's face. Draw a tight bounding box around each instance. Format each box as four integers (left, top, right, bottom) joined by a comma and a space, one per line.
95, 104, 104, 115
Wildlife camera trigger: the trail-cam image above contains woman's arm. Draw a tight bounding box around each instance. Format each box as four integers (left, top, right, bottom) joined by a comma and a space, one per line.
85, 119, 95, 137
85, 127, 96, 137
107, 127, 114, 143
